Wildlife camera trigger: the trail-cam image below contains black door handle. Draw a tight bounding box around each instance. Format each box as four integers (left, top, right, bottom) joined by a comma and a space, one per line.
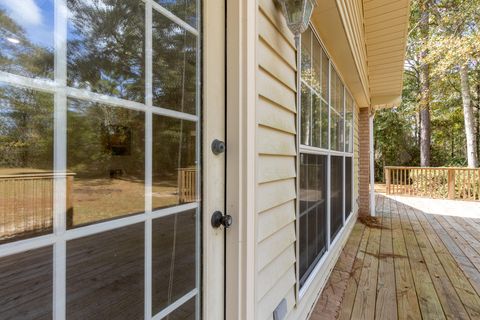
211, 139, 226, 155
211, 211, 233, 229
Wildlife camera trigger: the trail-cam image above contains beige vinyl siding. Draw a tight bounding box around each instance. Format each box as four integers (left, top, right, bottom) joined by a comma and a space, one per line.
256, 0, 298, 319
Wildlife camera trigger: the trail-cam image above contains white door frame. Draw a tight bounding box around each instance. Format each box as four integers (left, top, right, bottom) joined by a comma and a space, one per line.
202, 0, 227, 319
225, 0, 257, 319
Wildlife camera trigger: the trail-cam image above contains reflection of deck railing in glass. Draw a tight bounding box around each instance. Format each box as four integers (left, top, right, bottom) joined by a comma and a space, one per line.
178, 168, 197, 203
0, 173, 75, 240
385, 166, 480, 201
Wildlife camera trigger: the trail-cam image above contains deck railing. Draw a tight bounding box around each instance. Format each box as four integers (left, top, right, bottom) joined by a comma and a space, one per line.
385, 166, 480, 201
0, 173, 75, 240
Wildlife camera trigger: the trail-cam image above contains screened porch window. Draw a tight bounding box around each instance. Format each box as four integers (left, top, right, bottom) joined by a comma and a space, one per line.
299, 26, 355, 290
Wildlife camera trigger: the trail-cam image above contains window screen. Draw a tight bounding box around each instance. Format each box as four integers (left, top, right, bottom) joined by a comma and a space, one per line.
330, 156, 344, 241
299, 153, 328, 286
345, 157, 353, 218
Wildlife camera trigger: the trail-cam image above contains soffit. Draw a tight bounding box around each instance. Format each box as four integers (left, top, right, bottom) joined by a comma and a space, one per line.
310, 0, 370, 107
310, 0, 410, 109
364, 0, 410, 108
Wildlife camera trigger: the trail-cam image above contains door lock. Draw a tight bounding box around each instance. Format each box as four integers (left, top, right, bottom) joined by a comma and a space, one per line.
211, 211, 233, 229
211, 139, 226, 155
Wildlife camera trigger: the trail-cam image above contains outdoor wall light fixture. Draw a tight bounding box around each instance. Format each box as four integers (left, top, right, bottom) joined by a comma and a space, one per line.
277, 0, 317, 36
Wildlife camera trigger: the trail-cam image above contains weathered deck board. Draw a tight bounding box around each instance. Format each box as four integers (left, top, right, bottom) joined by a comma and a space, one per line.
407, 206, 470, 320
336, 225, 371, 320
420, 213, 480, 318
350, 222, 380, 320
310, 223, 366, 320
311, 194, 480, 320
375, 201, 397, 320
397, 201, 445, 320
390, 197, 422, 320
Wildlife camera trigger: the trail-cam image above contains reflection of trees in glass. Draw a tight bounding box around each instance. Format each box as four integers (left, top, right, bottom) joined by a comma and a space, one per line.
153, 12, 197, 114
153, 116, 195, 181
0, 8, 54, 79
156, 0, 197, 28
0, 85, 53, 171
301, 27, 330, 148
301, 83, 311, 146
345, 94, 354, 153
67, 99, 145, 178
67, 0, 145, 103
103, 125, 132, 156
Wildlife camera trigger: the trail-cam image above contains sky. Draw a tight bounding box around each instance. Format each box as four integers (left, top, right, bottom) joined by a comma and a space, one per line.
0, 0, 54, 48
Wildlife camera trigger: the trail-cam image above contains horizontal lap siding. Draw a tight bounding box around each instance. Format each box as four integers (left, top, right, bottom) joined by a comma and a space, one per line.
256, 0, 297, 319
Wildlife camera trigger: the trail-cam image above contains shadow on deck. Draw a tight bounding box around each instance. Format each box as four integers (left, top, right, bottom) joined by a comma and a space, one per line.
310, 193, 480, 320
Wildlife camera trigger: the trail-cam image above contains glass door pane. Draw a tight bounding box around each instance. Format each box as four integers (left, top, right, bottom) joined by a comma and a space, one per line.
0, 1, 202, 319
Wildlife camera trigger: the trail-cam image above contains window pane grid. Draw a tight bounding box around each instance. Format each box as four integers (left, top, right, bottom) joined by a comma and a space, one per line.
298, 25, 355, 292
0, 73, 199, 122
0, 1, 201, 319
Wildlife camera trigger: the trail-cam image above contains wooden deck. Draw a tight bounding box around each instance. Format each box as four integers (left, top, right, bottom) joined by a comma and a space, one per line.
311, 194, 480, 320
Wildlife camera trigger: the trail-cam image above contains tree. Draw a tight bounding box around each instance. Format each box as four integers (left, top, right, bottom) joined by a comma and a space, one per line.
426, 0, 480, 167
374, 0, 480, 176
0, 9, 54, 170
419, 0, 432, 166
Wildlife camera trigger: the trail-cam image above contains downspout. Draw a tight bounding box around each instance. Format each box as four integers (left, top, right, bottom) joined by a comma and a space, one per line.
369, 109, 376, 217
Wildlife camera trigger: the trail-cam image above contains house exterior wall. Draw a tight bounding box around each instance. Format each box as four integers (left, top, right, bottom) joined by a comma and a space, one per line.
256, 1, 298, 319
253, 1, 365, 319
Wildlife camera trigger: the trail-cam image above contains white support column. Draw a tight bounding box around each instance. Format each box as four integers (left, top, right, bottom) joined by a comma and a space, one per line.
369, 111, 376, 217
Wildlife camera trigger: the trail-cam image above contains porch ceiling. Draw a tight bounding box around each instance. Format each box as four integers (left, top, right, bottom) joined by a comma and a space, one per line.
364, 0, 410, 108
310, 0, 410, 109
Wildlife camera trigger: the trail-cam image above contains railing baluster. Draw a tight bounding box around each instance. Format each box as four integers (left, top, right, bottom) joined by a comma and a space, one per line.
382, 166, 479, 202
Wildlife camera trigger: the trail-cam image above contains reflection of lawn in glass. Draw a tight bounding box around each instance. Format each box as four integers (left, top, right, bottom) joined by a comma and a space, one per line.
72, 178, 181, 226
152, 179, 181, 210
72, 178, 144, 227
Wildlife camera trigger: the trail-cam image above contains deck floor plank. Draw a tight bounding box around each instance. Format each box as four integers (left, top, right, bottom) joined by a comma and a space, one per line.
461, 217, 480, 242
436, 216, 480, 291
389, 197, 422, 320
420, 213, 480, 318
310, 223, 366, 320
335, 225, 371, 320
311, 194, 480, 320
407, 207, 470, 320
350, 222, 381, 320
397, 202, 445, 320
375, 203, 397, 320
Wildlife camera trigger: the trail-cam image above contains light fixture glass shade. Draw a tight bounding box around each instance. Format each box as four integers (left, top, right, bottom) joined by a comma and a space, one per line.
278, 0, 316, 35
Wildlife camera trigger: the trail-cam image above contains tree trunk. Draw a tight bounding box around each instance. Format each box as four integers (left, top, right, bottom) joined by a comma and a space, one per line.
460, 64, 478, 167
419, 0, 431, 167
476, 83, 480, 162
